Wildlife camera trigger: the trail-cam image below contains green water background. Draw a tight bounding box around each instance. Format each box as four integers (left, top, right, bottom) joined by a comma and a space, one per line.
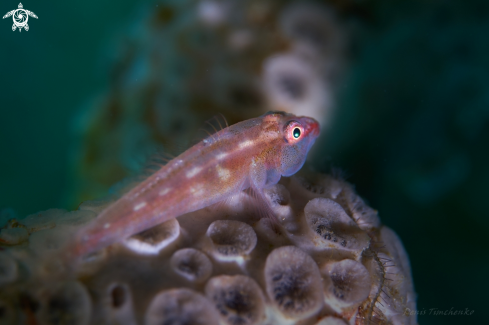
0, 0, 487, 324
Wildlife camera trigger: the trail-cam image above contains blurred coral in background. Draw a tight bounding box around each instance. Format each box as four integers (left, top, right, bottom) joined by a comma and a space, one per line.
69, 0, 348, 206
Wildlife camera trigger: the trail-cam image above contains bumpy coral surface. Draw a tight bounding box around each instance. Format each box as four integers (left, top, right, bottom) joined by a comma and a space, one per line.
0, 172, 416, 325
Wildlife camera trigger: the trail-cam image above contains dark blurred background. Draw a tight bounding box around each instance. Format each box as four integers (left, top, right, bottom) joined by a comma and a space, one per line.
0, 1, 487, 324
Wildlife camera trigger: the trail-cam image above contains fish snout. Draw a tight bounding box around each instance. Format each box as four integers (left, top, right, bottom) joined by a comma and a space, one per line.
302, 117, 320, 138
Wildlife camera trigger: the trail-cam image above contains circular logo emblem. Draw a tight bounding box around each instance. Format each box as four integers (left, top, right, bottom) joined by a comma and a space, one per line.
13, 9, 27, 27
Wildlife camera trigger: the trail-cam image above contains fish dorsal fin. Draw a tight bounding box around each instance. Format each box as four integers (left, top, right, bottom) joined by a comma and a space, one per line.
109, 114, 230, 197
139, 146, 176, 177
190, 113, 229, 146
108, 145, 175, 197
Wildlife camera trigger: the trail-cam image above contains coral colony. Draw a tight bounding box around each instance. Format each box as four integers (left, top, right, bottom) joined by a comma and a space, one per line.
0, 172, 416, 324
0, 1, 415, 324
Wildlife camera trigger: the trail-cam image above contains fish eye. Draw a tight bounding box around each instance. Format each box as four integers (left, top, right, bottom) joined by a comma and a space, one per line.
293, 127, 301, 138
284, 121, 304, 143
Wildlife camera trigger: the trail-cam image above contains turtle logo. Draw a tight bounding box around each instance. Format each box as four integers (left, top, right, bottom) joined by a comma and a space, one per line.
3, 3, 37, 32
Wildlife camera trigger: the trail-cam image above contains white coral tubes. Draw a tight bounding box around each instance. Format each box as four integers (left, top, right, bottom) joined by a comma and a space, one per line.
0, 173, 416, 325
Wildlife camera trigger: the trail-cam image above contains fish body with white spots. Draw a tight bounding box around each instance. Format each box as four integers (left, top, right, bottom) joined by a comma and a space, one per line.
69, 111, 320, 259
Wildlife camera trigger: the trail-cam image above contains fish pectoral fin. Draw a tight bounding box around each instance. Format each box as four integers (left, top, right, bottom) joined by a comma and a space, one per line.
246, 186, 281, 233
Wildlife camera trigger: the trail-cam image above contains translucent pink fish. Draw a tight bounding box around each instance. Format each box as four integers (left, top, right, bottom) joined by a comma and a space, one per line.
67, 111, 320, 259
